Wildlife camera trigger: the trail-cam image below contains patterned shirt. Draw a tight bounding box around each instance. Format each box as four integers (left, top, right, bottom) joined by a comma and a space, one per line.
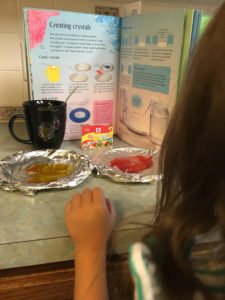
129, 228, 225, 300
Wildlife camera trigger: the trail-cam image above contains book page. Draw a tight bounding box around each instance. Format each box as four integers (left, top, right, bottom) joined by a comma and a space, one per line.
23, 9, 120, 140
117, 10, 185, 149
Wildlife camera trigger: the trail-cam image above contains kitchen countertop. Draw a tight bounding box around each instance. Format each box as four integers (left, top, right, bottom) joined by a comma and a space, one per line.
0, 122, 157, 269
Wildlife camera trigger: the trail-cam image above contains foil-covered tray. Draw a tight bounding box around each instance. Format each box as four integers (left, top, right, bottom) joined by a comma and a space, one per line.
92, 147, 161, 183
0, 149, 93, 194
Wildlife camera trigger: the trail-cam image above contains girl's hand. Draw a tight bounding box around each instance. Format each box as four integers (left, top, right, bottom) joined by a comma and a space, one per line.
65, 187, 116, 254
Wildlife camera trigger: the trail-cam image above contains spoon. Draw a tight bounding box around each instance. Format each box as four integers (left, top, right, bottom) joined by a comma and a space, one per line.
65, 87, 78, 103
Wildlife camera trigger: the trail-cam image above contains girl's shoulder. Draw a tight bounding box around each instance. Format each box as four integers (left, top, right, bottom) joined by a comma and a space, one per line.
129, 230, 225, 300
191, 232, 225, 299
129, 240, 164, 300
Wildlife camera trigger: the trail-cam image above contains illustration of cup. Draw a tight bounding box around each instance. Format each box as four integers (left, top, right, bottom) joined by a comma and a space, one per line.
119, 88, 128, 123
44, 65, 60, 82
149, 101, 169, 145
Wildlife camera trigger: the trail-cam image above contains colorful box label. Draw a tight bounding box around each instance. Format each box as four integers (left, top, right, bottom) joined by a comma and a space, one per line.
81, 125, 113, 149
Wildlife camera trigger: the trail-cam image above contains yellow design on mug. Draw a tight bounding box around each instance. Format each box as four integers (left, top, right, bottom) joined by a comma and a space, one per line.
44, 65, 60, 82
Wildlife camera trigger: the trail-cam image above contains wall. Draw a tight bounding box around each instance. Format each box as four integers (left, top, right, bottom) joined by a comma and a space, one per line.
0, 0, 222, 121
141, 0, 223, 14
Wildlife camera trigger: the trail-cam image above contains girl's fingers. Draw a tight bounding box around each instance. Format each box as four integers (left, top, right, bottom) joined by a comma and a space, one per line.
68, 188, 115, 221
92, 187, 105, 204
71, 193, 81, 208
92, 187, 116, 218
81, 188, 93, 203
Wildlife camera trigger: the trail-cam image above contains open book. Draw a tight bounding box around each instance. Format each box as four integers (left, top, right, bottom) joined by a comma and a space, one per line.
23, 7, 209, 148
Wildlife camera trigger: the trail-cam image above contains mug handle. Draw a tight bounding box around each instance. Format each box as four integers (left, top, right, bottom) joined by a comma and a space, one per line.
8, 114, 32, 144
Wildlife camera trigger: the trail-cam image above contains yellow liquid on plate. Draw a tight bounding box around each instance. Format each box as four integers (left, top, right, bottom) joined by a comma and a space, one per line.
25, 163, 75, 183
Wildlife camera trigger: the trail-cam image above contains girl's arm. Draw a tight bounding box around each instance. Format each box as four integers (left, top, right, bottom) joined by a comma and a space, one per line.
74, 246, 108, 300
65, 187, 116, 300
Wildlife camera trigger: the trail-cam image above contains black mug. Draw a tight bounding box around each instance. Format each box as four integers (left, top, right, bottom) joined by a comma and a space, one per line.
8, 100, 67, 149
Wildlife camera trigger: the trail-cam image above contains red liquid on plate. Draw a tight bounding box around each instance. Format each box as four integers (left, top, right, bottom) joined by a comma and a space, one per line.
110, 155, 153, 173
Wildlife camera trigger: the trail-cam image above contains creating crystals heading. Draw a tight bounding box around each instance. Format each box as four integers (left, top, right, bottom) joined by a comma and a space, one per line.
49, 22, 91, 31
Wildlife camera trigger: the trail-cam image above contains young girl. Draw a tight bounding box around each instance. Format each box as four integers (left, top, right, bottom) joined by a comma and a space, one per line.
65, 3, 225, 299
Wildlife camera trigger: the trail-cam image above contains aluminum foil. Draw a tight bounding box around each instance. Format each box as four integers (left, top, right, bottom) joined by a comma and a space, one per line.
91, 147, 162, 183
0, 149, 93, 195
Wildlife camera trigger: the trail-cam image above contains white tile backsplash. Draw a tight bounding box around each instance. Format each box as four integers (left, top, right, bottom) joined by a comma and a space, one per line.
142, 0, 222, 12
54, 0, 90, 13
90, 1, 121, 13
0, 0, 19, 33
0, 71, 24, 106
0, 34, 22, 70
0, 0, 221, 119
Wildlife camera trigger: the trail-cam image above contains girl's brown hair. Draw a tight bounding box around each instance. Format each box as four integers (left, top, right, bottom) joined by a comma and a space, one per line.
151, 2, 225, 299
